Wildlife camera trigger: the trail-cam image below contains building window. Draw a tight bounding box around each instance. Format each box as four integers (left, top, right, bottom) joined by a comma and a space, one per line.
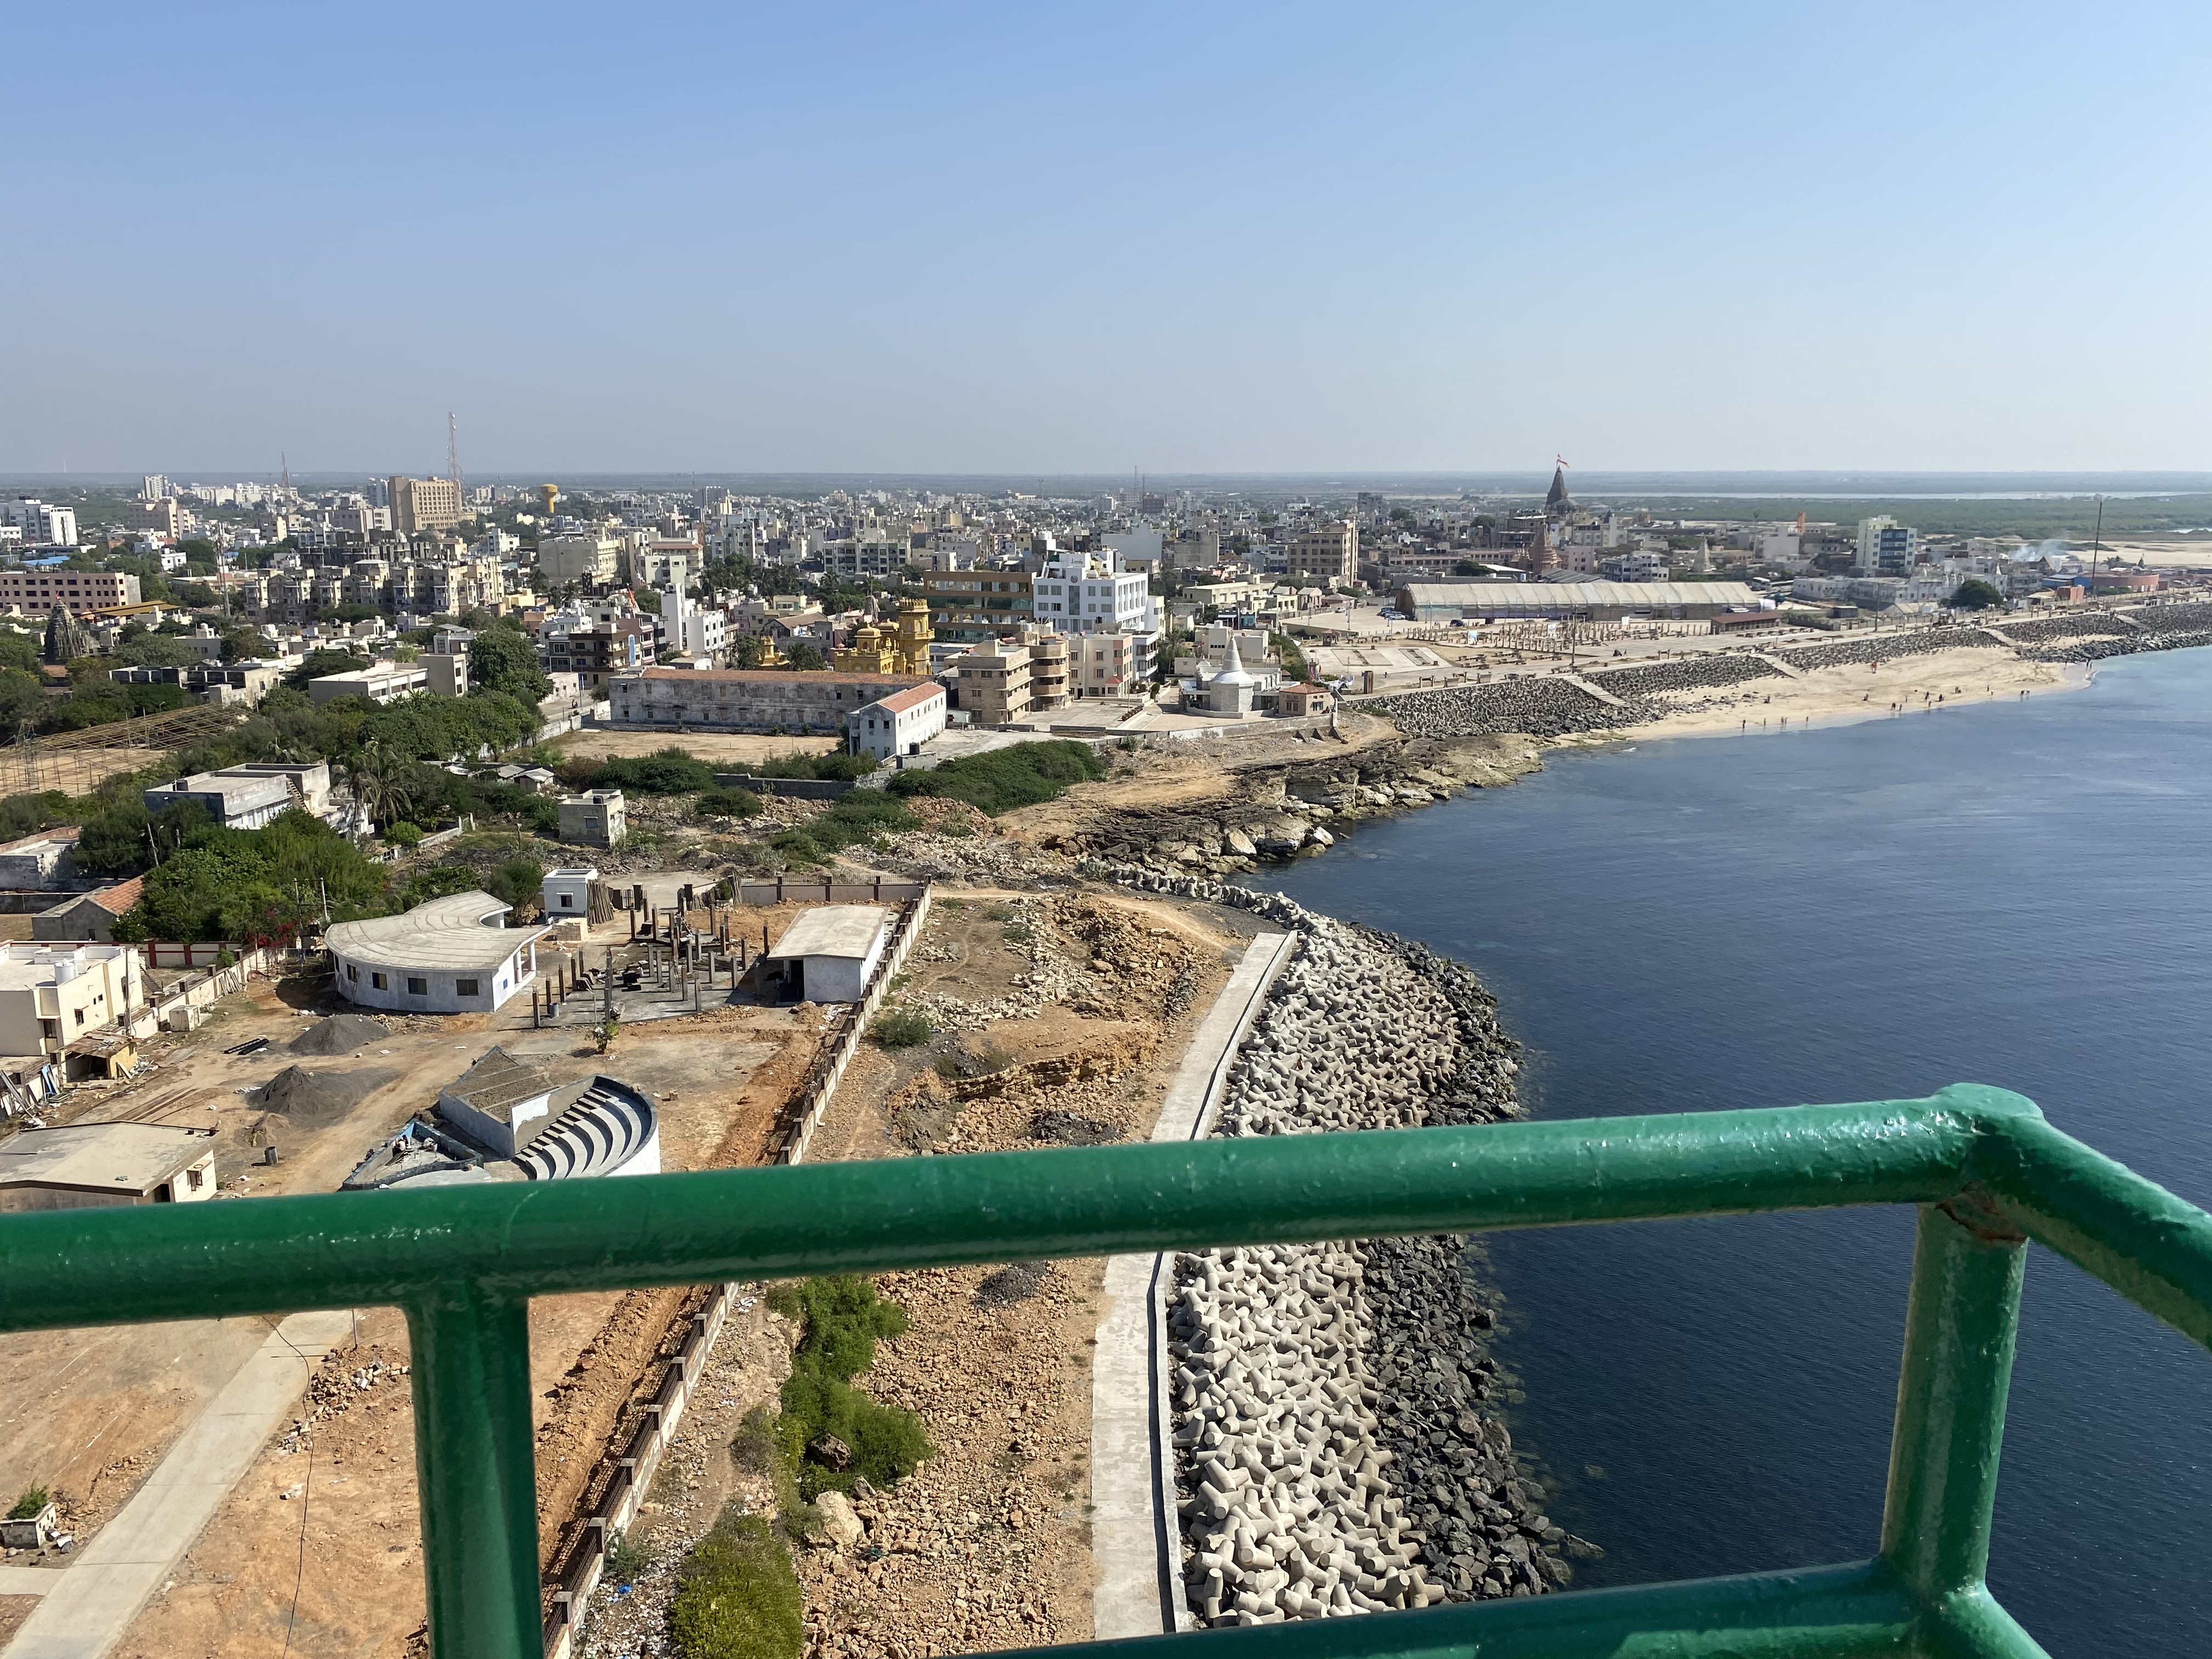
74, 1007, 84, 1025
407, 975, 427, 995
186, 1166, 204, 1190
456, 978, 481, 997
371, 971, 387, 989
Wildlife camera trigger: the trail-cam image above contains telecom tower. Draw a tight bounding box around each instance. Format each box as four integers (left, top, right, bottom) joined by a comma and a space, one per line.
447, 413, 465, 500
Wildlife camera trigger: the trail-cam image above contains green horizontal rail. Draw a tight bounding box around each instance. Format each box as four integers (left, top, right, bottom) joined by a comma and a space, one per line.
2, 1080, 2204, 1659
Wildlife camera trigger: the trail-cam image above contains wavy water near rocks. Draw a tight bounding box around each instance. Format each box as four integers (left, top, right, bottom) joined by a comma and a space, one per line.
1127, 877, 1590, 1625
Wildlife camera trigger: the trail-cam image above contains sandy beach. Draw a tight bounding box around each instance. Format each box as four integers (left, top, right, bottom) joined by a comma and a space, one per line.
1589, 648, 2089, 745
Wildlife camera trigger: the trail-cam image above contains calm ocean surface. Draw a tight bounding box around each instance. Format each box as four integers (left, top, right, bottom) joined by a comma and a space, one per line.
1251, 646, 2212, 1657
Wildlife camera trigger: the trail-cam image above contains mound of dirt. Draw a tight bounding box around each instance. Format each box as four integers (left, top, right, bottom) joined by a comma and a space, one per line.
1029, 1108, 1120, 1146
974, 1261, 1050, 1308
287, 1014, 392, 1057
247, 1064, 401, 1127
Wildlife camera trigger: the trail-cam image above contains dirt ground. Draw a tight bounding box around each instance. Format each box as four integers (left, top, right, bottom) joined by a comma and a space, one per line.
758, 887, 1256, 1659
5, 941, 817, 1659
546, 730, 841, 766
1002, 713, 1400, 848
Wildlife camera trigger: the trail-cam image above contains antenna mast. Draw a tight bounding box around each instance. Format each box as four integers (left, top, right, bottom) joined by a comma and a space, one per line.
447, 413, 464, 499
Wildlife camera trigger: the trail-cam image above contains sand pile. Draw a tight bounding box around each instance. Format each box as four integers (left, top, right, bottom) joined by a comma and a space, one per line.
287, 1014, 392, 1057
248, 1065, 400, 1126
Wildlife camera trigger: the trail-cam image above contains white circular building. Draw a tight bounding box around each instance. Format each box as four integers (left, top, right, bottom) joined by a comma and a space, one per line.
326, 891, 548, 1014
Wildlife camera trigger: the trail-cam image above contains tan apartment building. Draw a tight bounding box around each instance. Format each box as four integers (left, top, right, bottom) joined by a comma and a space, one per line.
951, 640, 1032, 725
0, 944, 142, 1060
1287, 521, 1359, 584
390, 475, 465, 535
0, 569, 142, 617
923, 571, 1033, 643
607, 666, 928, 734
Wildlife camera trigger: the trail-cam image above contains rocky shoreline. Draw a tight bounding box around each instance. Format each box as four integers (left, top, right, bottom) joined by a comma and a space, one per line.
1121, 873, 1590, 1624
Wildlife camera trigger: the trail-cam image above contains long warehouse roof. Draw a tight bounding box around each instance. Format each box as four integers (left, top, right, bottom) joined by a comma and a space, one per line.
1397, 582, 1760, 609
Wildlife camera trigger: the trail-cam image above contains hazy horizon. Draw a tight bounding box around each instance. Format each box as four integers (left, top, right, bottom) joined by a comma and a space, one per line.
9, 2, 2209, 477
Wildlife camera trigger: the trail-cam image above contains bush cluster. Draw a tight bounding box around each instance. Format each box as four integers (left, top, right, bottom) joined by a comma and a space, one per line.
667, 1509, 803, 1659
693, 787, 763, 820
751, 751, 878, 782
768, 793, 918, 866
887, 739, 1105, 815
868, 1009, 933, 1049
584, 748, 718, 794
766, 1277, 932, 1500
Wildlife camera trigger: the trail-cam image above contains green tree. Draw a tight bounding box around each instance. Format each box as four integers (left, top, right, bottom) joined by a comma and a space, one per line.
1951, 579, 2004, 611
469, 628, 552, 704
782, 641, 826, 672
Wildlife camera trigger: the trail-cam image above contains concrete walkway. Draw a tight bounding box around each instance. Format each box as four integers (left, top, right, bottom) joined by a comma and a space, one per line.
1091, 929, 1294, 1641
4, 1310, 356, 1659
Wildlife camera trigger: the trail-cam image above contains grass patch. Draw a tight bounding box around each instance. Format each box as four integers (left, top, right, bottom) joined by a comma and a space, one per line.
887, 740, 1107, 815
668, 1508, 803, 1659
868, 1009, 933, 1049
768, 793, 920, 866
766, 1277, 932, 1500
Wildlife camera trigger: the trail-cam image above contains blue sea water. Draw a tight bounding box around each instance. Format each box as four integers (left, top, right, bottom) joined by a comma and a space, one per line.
1251, 647, 2212, 1657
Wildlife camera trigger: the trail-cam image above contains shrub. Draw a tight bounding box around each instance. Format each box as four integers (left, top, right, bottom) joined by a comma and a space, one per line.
668, 1509, 803, 1659
605, 1528, 653, 1582
766, 1277, 930, 1499
8, 1486, 49, 1520
888, 740, 1106, 815
385, 821, 425, 849
752, 751, 878, 782
868, 1009, 933, 1049
589, 748, 717, 794
694, 787, 762, 820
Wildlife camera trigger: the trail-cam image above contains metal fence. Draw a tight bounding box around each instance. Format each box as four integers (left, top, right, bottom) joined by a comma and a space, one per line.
1, 1083, 2207, 1658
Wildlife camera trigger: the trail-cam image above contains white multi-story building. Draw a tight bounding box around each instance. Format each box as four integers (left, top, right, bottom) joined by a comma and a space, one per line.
1031, 546, 1159, 680
1856, 517, 1919, 576
1, 500, 77, 548
659, 591, 727, 662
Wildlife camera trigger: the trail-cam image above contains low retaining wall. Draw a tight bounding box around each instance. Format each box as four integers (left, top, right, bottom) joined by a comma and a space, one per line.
541, 1282, 754, 1658
772, 885, 934, 1164
712, 773, 856, 800
736, 878, 927, 906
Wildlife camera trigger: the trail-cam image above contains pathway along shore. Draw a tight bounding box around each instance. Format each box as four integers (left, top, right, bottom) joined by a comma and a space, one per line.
1110, 871, 1595, 1623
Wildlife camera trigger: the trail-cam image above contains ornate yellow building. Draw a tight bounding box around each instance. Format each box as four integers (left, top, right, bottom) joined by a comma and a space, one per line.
835, 601, 934, 676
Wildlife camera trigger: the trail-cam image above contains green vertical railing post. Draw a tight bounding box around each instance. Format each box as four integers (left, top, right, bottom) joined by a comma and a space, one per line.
407, 1285, 543, 1659
1878, 1198, 2033, 1651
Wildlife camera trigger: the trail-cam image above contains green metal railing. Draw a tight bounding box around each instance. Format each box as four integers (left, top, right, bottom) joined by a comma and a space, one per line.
5, 1082, 2210, 1657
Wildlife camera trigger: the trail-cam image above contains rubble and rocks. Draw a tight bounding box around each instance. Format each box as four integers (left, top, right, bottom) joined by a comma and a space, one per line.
1771, 628, 2008, 672
1162, 884, 1566, 1626
1582, 652, 1782, 698
1379, 675, 1658, 740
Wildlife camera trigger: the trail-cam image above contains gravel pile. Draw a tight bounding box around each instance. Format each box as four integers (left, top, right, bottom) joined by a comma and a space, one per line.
1142, 877, 1575, 1626
287, 1013, 392, 1056
247, 1064, 400, 1126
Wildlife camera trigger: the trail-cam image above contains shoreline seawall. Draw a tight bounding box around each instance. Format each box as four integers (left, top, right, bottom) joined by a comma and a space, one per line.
1112, 871, 1595, 1624
1058, 603, 2212, 886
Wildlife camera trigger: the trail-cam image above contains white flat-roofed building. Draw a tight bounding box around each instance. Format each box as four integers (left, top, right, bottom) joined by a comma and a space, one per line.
308, 656, 465, 705
766, 905, 891, 1003
0, 943, 141, 1058
849, 682, 947, 760
1394, 580, 1760, 623
541, 867, 599, 918
0, 1122, 216, 1212
143, 769, 294, 830
326, 891, 547, 1014
0, 831, 77, 889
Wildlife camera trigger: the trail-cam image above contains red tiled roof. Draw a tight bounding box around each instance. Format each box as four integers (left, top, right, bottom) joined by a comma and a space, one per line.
866, 683, 946, 714
89, 877, 144, 915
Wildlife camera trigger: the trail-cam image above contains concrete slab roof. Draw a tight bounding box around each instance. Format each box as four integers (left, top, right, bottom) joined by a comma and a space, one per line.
0, 1122, 212, 1194
768, 905, 891, 963
326, 891, 551, 973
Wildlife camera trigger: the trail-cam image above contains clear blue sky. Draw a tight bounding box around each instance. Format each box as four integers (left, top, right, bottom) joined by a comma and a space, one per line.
8, 2, 2208, 476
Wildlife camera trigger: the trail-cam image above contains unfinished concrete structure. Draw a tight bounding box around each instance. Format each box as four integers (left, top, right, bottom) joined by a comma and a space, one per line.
765, 904, 890, 1003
